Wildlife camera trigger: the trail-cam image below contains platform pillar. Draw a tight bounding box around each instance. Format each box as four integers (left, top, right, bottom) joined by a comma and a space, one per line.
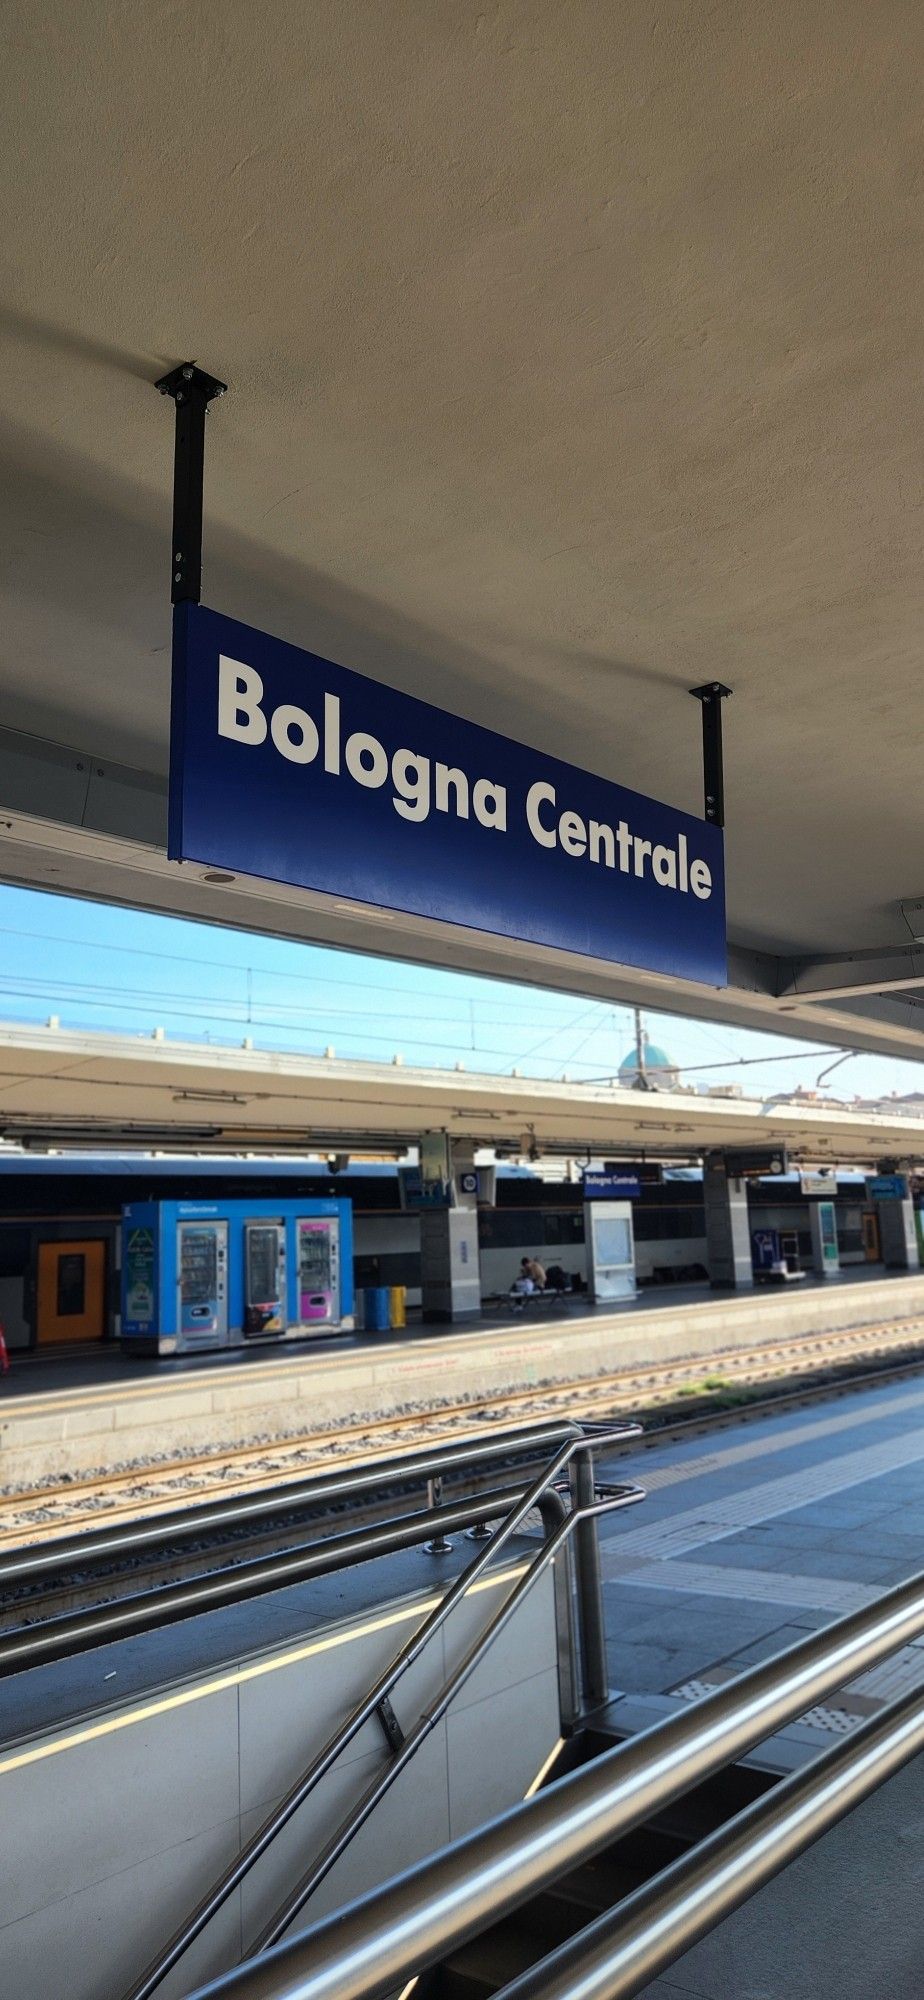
450, 1139, 479, 1210
876, 1197, 921, 1269
703, 1152, 754, 1288
420, 1208, 482, 1321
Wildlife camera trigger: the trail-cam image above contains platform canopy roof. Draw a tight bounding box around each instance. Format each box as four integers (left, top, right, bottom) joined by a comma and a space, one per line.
2, 7, 924, 1058
0, 1022, 921, 1165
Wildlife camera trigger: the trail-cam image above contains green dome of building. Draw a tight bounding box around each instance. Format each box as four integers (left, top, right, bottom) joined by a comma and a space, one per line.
618, 1031, 678, 1089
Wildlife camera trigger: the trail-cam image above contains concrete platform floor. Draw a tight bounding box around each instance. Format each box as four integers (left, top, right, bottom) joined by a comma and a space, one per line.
592, 1370, 924, 1999
2, 1263, 917, 1397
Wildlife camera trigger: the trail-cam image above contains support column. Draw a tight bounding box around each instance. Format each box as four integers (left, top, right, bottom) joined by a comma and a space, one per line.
703, 1152, 754, 1288
419, 1210, 482, 1321
876, 1198, 921, 1269
450, 1139, 478, 1211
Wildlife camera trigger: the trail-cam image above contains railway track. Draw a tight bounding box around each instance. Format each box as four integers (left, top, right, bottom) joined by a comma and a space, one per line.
3, 1313, 924, 1547
0, 1421, 605, 1635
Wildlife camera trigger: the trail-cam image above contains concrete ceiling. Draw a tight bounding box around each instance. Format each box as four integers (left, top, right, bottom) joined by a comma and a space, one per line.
0, 1022, 921, 1165
2, 4, 924, 1050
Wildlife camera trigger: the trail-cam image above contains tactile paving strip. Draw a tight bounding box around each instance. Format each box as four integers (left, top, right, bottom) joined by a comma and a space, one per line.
670, 1640, 924, 1735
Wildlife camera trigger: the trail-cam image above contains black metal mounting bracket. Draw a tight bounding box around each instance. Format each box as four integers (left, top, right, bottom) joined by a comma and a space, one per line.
155, 361, 227, 605
689, 682, 732, 828
375, 1695, 406, 1753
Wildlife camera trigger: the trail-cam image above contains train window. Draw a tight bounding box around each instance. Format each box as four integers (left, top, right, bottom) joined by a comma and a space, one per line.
479, 1208, 586, 1250
57, 1252, 86, 1318
0, 1228, 30, 1274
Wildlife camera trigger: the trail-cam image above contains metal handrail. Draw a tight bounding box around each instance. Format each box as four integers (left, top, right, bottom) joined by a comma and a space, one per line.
493, 1681, 924, 2000
4, 1426, 638, 1678
248, 1483, 643, 1963
0, 1421, 585, 1588
125, 1426, 641, 2000
185, 1560, 924, 2000
0, 1483, 539, 1679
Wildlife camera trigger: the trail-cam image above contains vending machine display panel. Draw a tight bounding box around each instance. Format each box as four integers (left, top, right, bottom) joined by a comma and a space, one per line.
177, 1220, 228, 1344
297, 1216, 340, 1323
244, 1220, 287, 1336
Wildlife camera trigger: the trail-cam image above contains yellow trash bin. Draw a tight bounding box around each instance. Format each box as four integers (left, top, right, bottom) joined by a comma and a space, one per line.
388, 1284, 407, 1330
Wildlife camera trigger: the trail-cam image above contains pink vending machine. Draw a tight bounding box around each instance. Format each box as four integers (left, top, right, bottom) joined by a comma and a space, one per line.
297, 1215, 340, 1324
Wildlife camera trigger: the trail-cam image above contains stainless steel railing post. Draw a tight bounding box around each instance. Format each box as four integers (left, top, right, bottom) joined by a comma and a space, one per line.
571, 1443, 609, 1708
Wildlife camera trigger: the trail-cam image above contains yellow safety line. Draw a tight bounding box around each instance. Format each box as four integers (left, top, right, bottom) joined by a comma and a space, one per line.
0, 1566, 528, 1777
523, 1736, 565, 1797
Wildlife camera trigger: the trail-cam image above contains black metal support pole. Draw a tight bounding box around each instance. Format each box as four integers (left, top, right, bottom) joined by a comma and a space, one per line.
689, 682, 732, 828
155, 361, 227, 604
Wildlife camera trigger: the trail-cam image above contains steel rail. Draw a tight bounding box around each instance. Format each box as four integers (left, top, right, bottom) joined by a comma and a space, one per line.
185, 1561, 924, 2000
0, 1421, 594, 1587
126, 1430, 638, 2000
493, 1681, 924, 2000
0, 1485, 533, 1680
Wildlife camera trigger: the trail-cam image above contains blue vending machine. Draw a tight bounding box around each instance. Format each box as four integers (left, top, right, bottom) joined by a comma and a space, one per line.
120, 1196, 353, 1355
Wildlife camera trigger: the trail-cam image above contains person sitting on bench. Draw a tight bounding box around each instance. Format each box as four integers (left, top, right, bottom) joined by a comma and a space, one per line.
511, 1255, 546, 1297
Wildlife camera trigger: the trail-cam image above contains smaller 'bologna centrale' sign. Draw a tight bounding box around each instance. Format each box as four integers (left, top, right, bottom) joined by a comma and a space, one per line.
168, 605, 727, 986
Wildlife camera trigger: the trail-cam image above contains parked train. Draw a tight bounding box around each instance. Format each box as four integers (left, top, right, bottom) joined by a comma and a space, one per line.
0, 1153, 902, 1352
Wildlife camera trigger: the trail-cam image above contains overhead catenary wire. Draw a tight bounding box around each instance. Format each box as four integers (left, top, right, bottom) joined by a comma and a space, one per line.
0, 917, 874, 1088
0, 997, 848, 1082
0, 921, 621, 1014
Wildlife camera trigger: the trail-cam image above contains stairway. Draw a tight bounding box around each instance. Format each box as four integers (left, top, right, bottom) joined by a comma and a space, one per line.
426, 1719, 778, 2000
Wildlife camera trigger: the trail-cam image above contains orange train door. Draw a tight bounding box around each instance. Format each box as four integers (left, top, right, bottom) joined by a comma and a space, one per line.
862, 1211, 881, 1262
36, 1240, 107, 1345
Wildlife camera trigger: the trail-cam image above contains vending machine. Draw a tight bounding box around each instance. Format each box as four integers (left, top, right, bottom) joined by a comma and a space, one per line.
243, 1219, 287, 1336
296, 1215, 340, 1323
177, 1217, 229, 1345
121, 1196, 353, 1354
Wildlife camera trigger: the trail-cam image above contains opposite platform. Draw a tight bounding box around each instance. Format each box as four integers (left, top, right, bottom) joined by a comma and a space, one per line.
3, 1269, 924, 1490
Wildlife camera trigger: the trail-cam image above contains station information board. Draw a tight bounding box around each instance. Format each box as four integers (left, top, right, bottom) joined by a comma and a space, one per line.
169, 603, 726, 986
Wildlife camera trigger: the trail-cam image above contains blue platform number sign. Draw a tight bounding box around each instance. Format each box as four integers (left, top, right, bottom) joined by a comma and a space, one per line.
169, 605, 727, 986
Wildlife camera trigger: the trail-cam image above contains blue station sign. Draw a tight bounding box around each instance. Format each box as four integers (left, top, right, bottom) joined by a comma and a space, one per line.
169, 604, 726, 985
582, 1170, 642, 1200
867, 1174, 908, 1200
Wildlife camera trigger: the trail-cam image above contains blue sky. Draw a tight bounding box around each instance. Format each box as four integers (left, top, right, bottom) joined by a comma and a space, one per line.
2, 882, 922, 1102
